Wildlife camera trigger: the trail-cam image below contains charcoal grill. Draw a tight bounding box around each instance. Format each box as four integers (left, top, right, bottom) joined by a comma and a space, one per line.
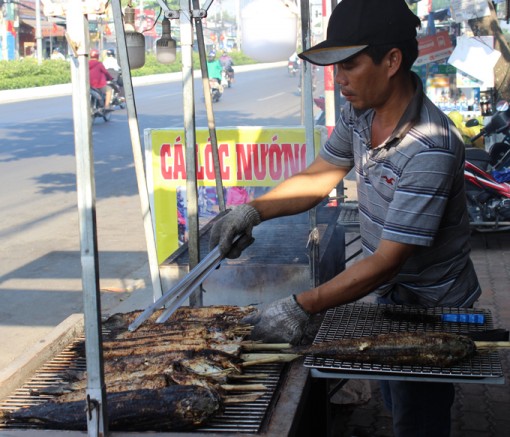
0, 327, 309, 436
307, 302, 505, 384
0, 337, 288, 435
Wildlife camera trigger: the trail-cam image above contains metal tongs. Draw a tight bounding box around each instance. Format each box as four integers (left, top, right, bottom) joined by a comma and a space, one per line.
128, 244, 225, 332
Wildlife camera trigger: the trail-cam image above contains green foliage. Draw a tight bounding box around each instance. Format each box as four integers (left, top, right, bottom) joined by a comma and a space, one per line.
132, 51, 256, 76
0, 51, 257, 91
0, 58, 71, 90
130, 53, 184, 76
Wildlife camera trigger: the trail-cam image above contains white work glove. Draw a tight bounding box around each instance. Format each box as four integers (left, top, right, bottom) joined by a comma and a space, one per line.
209, 204, 261, 258
242, 295, 310, 345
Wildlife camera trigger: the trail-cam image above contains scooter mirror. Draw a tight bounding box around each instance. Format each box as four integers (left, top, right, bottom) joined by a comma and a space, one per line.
465, 119, 480, 127
495, 100, 509, 112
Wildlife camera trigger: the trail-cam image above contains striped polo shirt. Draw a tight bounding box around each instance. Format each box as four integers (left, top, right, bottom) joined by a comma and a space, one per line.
321, 74, 481, 308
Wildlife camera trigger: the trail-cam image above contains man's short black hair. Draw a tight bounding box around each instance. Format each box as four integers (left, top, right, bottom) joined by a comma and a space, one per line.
364, 39, 419, 72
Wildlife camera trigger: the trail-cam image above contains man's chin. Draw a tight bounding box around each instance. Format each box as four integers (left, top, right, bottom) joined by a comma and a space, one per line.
350, 101, 368, 111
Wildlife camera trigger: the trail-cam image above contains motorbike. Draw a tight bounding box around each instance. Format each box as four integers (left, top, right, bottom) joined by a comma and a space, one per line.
90, 87, 112, 122
221, 68, 234, 88
108, 80, 126, 109
89, 78, 125, 123
464, 101, 510, 231
107, 69, 126, 109
288, 59, 299, 76
210, 78, 223, 103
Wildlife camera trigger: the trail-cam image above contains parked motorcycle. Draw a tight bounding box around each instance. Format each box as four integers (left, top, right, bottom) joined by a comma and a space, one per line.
464, 101, 510, 231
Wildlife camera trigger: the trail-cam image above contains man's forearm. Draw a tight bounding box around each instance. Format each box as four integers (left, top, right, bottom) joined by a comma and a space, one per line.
250, 156, 350, 221
297, 241, 415, 313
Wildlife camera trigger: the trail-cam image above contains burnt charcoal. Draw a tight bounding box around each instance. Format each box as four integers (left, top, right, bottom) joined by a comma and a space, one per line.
2, 385, 223, 431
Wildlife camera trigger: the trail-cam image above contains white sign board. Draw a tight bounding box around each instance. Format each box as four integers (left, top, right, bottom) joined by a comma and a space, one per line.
448, 36, 500, 88
450, 0, 491, 22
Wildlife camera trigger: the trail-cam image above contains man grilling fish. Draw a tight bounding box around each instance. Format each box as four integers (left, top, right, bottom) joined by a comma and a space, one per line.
209, 1, 481, 436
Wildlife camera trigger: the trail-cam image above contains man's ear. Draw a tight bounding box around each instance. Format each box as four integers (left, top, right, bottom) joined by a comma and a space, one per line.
386, 48, 402, 77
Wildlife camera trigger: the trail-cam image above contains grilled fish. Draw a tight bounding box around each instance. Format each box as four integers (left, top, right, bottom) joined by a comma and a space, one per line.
103, 306, 256, 336
290, 332, 477, 367
103, 349, 243, 376
2, 385, 223, 431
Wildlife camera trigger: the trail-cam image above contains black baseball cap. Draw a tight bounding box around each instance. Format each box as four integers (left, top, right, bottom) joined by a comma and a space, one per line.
299, 0, 421, 66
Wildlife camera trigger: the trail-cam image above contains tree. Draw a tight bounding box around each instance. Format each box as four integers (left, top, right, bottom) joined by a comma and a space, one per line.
468, 1, 510, 102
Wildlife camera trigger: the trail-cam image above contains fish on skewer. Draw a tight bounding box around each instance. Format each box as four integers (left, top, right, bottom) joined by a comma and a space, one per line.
102, 306, 257, 337
1, 385, 223, 431
1, 306, 278, 432
287, 332, 483, 367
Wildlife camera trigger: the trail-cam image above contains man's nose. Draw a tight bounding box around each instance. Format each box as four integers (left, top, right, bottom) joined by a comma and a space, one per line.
335, 67, 347, 86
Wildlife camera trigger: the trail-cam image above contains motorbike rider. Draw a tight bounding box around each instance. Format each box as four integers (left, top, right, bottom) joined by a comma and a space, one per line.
288, 51, 300, 74
88, 49, 113, 110
209, 1, 481, 436
50, 47, 65, 61
102, 48, 125, 99
219, 50, 234, 82
206, 51, 224, 98
103, 48, 120, 72
206, 51, 223, 84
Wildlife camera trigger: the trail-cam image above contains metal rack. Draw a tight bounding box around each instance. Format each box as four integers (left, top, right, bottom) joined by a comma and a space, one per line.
307, 302, 505, 384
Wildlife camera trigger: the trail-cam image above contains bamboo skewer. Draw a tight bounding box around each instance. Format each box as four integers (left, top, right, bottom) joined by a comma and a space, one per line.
240, 353, 300, 367
241, 342, 292, 351
227, 373, 269, 380
475, 341, 510, 349
220, 383, 267, 392
224, 393, 265, 404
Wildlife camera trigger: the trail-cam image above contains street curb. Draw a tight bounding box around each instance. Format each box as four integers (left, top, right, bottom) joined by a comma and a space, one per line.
0, 61, 287, 105
0, 314, 84, 401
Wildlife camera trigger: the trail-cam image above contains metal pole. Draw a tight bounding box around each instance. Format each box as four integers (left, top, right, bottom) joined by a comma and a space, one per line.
323, 0, 335, 137
35, 0, 43, 63
110, 0, 165, 302
66, 2, 107, 435
180, 0, 202, 307
192, 0, 226, 212
300, 0, 320, 287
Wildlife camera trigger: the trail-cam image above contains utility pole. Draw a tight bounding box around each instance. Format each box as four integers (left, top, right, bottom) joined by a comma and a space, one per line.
35, 0, 42, 63
0, 2, 7, 60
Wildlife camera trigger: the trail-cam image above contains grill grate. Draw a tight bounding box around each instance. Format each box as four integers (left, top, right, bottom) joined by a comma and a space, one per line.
0, 335, 286, 434
337, 202, 360, 230
305, 302, 503, 380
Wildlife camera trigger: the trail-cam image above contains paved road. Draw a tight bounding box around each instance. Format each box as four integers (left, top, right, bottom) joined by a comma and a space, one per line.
0, 61, 310, 371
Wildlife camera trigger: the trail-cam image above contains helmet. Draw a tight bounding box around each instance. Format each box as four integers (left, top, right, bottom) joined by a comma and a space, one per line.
208, 50, 216, 60
106, 48, 115, 57
90, 49, 100, 59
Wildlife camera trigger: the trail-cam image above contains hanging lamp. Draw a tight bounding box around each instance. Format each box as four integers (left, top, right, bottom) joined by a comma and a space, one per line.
124, 5, 145, 69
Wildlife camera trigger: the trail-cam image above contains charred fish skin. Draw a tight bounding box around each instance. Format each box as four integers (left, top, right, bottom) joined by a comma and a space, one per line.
102, 305, 257, 335
293, 332, 477, 367
2, 386, 223, 431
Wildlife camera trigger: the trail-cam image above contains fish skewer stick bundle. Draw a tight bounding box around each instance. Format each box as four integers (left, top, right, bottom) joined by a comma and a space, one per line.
288, 332, 481, 367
